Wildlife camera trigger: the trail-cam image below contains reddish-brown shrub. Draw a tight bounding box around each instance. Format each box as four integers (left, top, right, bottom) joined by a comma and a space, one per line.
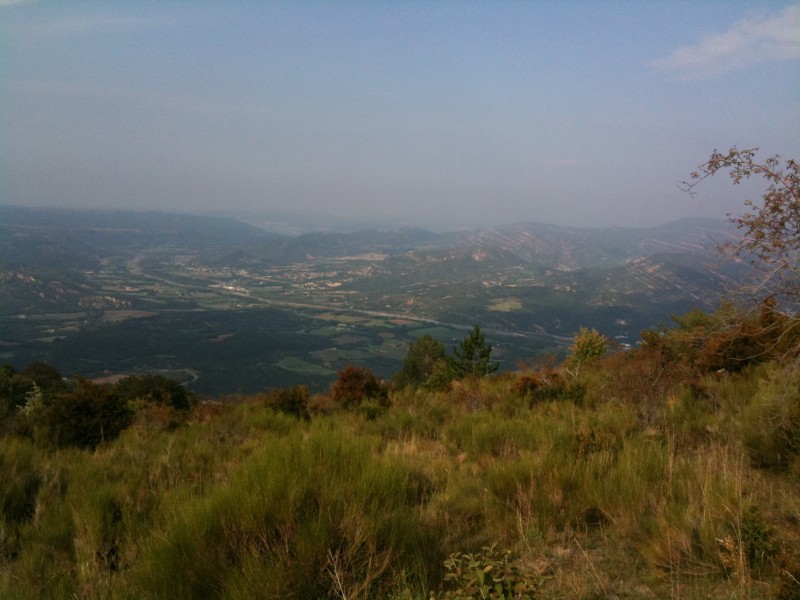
599, 348, 691, 423
512, 368, 585, 405
329, 364, 389, 410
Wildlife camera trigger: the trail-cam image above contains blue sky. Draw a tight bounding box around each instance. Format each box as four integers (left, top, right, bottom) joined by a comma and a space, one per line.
2, 1, 799, 230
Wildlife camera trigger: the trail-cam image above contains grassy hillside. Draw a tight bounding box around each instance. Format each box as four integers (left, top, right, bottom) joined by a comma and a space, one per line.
1, 305, 799, 599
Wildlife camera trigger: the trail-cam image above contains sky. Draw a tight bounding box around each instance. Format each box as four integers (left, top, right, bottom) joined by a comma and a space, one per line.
2, 1, 799, 231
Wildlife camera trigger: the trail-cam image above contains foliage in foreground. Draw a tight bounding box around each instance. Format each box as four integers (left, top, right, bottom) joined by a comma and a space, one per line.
683, 146, 799, 306
1, 303, 800, 599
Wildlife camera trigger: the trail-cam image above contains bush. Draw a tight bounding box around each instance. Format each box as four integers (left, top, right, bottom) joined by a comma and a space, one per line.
262, 385, 311, 420
439, 544, 539, 599
569, 326, 608, 366
329, 364, 389, 410
596, 345, 691, 424
512, 369, 585, 405
0, 438, 40, 525
115, 374, 195, 410
741, 505, 777, 571
741, 365, 800, 470
43, 379, 133, 449
643, 303, 800, 375
0, 438, 40, 562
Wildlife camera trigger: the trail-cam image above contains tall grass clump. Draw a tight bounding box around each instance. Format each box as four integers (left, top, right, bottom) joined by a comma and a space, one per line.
740, 364, 800, 472
598, 436, 773, 583
0, 438, 40, 563
132, 423, 442, 599
3, 457, 78, 600
368, 387, 454, 441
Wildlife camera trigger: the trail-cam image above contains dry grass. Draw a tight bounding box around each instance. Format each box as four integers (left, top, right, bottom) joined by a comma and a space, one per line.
2, 338, 800, 598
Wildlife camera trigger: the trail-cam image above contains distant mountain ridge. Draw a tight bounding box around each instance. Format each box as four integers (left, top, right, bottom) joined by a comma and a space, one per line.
0, 205, 274, 260
1, 204, 735, 267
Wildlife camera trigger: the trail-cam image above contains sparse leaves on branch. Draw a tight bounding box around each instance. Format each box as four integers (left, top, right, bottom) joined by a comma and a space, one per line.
680, 147, 799, 302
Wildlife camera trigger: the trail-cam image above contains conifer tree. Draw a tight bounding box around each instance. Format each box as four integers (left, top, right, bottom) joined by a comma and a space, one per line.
449, 325, 499, 379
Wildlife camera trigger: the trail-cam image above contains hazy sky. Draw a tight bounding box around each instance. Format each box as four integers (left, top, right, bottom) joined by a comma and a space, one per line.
2, 1, 799, 230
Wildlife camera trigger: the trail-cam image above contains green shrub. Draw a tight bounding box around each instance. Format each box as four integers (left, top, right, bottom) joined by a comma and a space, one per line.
261, 384, 311, 420
0, 438, 39, 524
115, 374, 195, 410
512, 369, 585, 405
444, 410, 558, 460
358, 398, 387, 420
741, 504, 777, 571
239, 402, 303, 436
569, 327, 608, 366
366, 390, 452, 440
7, 494, 77, 600
741, 365, 800, 470
0, 439, 40, 562
439, 544, 539, 599
43, 379, 133, 450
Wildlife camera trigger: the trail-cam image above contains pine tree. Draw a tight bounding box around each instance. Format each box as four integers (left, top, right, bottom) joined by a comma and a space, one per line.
449, 325, 499, 379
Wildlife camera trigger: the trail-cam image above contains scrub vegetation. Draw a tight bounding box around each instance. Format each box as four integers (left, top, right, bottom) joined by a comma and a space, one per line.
1, 303, 799, 599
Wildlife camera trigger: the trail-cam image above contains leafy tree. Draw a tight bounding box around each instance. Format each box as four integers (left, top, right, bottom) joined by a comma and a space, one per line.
115, 374, 195, 410
449, 325, 499, 379
264, 385, 311, 420
0, 365, 22, 426
681, 147, 799, 302
1, 363, 67, 436
18, 383, 44, 420
0, 363, 66, 413
393, 335, 447, 389
43, 378, 132, 449
19, 363, 65, 391
569, 327, 608, 366
423, 358, 457, 391
329, 364, 389, 410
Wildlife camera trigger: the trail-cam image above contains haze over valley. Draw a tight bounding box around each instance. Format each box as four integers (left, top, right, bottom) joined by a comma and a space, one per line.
1, 205, 743, 394
3, 1, 796, 389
